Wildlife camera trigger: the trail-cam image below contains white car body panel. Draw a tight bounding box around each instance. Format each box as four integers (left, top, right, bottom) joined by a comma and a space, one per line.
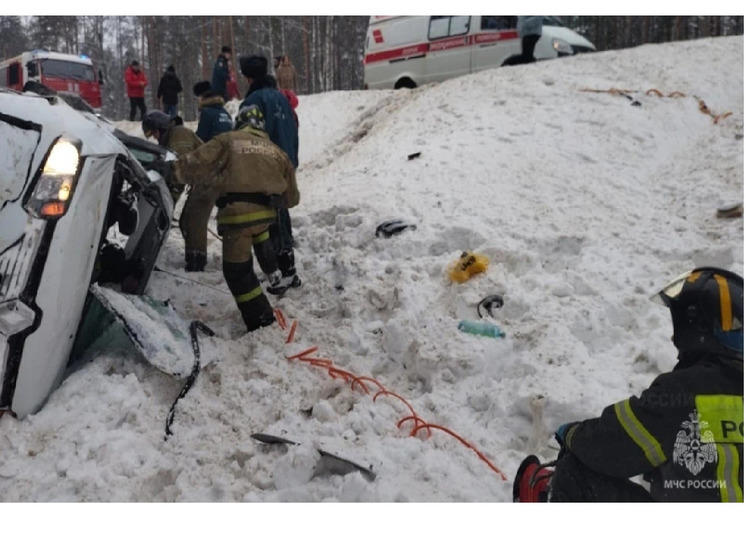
10, 156, 116, 416
1, 88, 157, 417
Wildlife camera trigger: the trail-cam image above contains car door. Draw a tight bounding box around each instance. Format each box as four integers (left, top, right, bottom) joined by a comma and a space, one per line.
471, 16, 520, 72
425, 16, 472, 83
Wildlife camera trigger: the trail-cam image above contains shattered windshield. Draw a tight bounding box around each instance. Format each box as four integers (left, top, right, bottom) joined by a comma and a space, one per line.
40, 59, 95, 81
0, 117, 41, 204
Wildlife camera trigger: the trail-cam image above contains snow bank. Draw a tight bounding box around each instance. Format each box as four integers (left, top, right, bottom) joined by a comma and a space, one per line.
1, 36, 742, 502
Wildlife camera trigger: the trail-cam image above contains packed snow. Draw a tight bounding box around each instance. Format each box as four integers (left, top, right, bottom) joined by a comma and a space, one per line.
1, 36, 743, 502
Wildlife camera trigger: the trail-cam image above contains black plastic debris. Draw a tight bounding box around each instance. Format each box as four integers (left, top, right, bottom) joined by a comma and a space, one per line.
251, 433, 299, 445
477, 294, 504, 318
251, 433, 377, 481
375, 219, 417, 238
717, 202, 743, 218
407, 152, 422, 160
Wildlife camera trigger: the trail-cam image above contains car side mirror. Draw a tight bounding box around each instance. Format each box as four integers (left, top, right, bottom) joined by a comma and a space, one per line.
98, 69, 105, 85
26, 61, 38, 77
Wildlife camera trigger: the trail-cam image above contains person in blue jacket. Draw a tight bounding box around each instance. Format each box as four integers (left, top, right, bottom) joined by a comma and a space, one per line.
193, 80, 234, 142
211, 46, 231, 100
176, 81, 235, 271
238, 54, 301, 291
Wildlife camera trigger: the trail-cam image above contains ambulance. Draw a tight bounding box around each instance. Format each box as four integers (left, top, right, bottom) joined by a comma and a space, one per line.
0, 49, 103, 108
363, 16, 595, 89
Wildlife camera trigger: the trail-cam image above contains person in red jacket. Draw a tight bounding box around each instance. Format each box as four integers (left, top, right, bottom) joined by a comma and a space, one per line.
125, 60, 148, 121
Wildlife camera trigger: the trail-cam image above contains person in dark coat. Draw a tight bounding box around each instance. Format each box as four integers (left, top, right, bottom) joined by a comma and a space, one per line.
514, 267, 744, 503
517, 16, 543, 63
239, 55, 301, 291
177, 80, 235, 271
211, 46, 231, 100
192, 80, 233, 142
157, 65, 183, 117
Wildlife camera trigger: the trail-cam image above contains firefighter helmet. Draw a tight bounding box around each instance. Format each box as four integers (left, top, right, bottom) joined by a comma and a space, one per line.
235, 104, 266, 132
653, 267, 743, 357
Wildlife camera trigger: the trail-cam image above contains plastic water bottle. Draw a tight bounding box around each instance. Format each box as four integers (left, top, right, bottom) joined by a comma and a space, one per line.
457, 320, 505, 338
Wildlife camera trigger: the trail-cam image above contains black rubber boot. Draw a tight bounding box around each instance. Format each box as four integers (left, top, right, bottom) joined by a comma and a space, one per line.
185, 250, 206, 272
277, 250, 301, 288
238, 293, 276, 332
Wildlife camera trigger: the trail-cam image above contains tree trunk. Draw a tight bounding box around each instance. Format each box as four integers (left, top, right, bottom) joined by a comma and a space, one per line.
303, 16, 310, 94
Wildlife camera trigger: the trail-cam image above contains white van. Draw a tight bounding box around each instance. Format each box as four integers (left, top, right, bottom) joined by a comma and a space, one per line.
363, 16, 596, 89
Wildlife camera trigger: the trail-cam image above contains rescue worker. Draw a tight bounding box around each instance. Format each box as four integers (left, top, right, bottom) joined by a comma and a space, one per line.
149, 105, 300, 332
171, 81, 237, 272
211, 46, 232, 100
193, 80, 234, 142
515, 267, 744, 502
239, 54, 301, 292
141, 110, 203, 204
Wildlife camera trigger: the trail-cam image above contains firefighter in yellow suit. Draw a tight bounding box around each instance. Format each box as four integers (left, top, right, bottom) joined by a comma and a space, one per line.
151, 105, 300, 332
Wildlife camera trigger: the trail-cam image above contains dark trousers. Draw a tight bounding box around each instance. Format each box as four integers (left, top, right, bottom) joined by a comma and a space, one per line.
222, 226, 276, 331
129, 97, 147, 121
549, 454, 653, 502
163, 104, 178, 118
270, 208, 297, 277
521, 34, 540, 63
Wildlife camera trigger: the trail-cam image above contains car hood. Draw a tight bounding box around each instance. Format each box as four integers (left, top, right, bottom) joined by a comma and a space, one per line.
1, 89, 127, 205
543, 25, 596, 50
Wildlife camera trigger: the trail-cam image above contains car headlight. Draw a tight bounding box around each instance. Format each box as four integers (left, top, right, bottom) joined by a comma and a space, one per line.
25, 137, 81, 219
551, 38, 574, 55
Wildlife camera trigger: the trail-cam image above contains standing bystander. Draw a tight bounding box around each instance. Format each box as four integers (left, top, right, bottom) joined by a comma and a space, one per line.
124, 60, 148, 121
157, 65, 183, 117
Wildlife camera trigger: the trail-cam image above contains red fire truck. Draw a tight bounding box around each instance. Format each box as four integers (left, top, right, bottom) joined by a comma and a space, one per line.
0, 49, 103, 109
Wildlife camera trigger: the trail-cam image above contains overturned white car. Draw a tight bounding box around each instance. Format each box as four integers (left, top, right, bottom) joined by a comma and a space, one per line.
1, 87, 174, 417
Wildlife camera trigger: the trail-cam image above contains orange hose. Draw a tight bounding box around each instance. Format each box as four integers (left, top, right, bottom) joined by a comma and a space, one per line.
301, 358, 334, 367
373, 389, 420, 430
286, 320, 298, 343
351, 375, 386, 392
411, 423, 508, 481
287, 346, 318, 360
274, 308, 287, 330
280, 313, 507, 482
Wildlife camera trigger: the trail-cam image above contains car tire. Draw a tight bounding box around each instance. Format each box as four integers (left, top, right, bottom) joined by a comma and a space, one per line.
394, 77, 417, 89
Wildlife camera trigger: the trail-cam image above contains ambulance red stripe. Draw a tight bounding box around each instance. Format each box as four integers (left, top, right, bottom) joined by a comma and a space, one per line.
364, 30, 519, 64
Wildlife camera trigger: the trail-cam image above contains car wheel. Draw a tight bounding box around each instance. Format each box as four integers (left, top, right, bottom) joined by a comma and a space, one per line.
394, 77, 417, 89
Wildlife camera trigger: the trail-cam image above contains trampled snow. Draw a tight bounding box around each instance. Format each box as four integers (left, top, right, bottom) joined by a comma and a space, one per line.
1, 36, 743, 502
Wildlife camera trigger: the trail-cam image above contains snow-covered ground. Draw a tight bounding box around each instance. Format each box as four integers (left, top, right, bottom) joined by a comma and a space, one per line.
1, 36, 743, 503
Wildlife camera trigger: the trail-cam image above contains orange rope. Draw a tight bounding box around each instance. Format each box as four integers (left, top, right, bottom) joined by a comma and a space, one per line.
583, 87, 730, 125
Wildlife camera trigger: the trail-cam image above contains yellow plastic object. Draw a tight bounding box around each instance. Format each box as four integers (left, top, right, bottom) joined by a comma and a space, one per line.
448, 251, 489, 283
